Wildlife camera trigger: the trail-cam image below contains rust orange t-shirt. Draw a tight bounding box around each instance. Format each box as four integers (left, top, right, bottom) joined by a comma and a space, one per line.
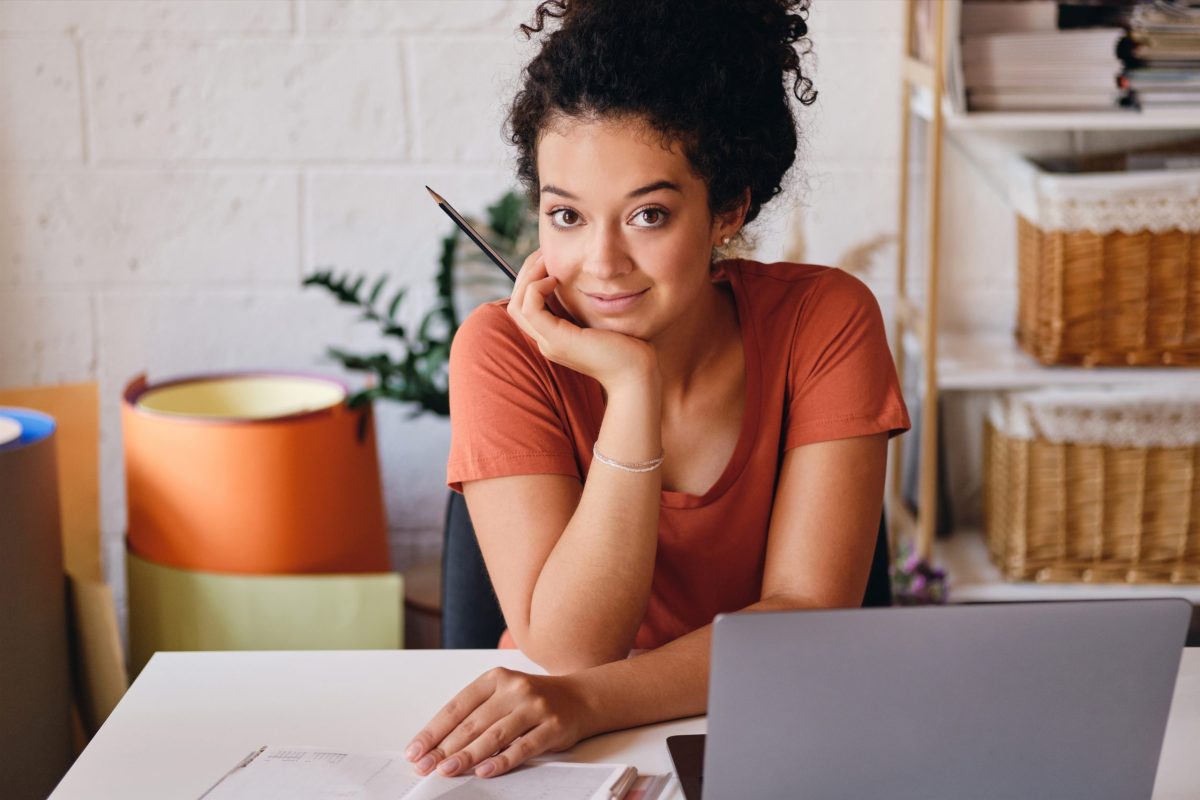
445, 259, 911, 651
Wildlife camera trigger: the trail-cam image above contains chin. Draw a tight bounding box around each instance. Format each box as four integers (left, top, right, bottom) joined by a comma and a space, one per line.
574, 312, 645, 337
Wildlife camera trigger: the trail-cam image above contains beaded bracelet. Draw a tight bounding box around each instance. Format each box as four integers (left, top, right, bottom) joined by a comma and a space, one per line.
592, 443, 664, 473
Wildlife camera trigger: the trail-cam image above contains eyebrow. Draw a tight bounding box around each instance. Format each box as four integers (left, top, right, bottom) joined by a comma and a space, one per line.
540, 180, 682, 201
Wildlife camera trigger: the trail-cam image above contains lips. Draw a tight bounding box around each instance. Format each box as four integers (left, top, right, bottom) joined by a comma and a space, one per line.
580, 287, 649, 314
584, 289, 647, 301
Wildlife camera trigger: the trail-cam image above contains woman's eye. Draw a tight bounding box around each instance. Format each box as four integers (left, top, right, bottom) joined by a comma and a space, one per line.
545, 206, 668, 229
632, 207, 668, 228
547, 208, 580, 228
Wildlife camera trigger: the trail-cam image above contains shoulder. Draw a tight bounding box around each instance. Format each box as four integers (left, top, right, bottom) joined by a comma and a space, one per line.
450, 299, 548, 379
454, 299, 516, 343
723, 258, 881, 328
453, 299, 531, 357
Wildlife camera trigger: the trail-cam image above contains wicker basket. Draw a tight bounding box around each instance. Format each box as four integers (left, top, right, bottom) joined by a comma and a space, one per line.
1010, 143, 1200, 366
984, 390, 1200, 584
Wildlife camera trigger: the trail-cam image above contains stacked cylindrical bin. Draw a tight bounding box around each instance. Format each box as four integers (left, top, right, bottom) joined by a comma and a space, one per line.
0, 408, 73, 799
122, 373, 401, 675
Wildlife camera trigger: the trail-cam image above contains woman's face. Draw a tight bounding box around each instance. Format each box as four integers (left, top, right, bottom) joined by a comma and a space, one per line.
534, 115, 727, 340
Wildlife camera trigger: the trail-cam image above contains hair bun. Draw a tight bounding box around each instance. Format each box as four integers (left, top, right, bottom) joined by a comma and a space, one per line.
508, 0, 816, 230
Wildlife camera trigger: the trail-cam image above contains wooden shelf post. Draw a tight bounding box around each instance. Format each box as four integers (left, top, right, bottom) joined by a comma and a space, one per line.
892, 0, 947, 561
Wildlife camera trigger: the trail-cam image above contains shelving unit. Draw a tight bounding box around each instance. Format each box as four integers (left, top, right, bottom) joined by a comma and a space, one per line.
912, 87, 1200, 131
891, 0, 1200, 600
922, 331, 1200, 391
936, 530, 1200, 604
892, 0, 948, 562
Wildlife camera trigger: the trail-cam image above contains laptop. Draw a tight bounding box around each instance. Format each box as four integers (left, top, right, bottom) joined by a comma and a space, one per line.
668, 600, 1191, 800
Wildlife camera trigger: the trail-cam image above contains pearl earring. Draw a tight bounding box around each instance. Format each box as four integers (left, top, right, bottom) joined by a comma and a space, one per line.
721, 235, 731, 245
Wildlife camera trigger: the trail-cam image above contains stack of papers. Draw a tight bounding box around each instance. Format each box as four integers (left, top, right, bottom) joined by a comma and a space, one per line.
959, 1, 1123, 111
1124, 1, 1200, 108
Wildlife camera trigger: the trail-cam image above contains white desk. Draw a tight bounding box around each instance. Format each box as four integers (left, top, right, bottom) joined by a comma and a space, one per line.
52, 649, 1200, 799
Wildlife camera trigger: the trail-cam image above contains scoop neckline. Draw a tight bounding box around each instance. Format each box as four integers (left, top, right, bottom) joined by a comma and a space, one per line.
658, 259, 761, 509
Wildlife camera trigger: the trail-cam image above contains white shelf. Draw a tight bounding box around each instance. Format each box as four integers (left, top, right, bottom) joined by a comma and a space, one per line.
915, 330, 1200, 391
935, 529, 1200, 604
910, 89, 1200, 132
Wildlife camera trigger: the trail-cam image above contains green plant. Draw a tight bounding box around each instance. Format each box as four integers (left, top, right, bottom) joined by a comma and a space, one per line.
303, 190, 536, 416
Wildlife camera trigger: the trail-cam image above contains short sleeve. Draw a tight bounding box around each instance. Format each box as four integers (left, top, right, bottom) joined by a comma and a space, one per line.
446, 302, 581, 493
784, 270, 911, 450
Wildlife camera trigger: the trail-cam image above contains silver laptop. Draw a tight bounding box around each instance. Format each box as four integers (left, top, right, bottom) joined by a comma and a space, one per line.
668, 600, 1190, 800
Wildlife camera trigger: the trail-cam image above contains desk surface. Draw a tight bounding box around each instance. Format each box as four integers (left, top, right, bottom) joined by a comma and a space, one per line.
52, 649, 1200, 800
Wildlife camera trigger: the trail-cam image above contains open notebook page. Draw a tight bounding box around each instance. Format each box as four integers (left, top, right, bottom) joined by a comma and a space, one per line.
199, 746, 644, 800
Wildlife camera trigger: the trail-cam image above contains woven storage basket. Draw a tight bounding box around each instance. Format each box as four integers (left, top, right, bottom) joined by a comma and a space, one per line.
984, 389, 1200, 584
1010, 144, 1200, 366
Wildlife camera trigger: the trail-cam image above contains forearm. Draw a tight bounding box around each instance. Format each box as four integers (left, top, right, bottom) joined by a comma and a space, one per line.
525, 376, 663, 672
570, 593, 816, 733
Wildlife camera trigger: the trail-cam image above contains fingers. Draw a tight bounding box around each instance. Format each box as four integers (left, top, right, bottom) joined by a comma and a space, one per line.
473, 723, 555, 778
506, 251, 545, 331
521, 276, 560, 329
434, 711, 535, 778
509, 249, 547, 308
403, 673, 496, 767
508, 253, 572, 353
425, 695, 515, 772
407, 669, 584, 781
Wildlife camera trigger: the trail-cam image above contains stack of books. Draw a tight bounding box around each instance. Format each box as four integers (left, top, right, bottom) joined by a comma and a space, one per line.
960, 1, 1125, 111
1122, 1, 1200, 108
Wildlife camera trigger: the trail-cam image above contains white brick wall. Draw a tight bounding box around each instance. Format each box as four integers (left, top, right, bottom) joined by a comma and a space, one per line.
0, 0, 984, 632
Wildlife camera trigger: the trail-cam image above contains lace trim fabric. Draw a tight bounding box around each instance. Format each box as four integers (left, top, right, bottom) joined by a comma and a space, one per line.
1009, 160, 1200, 234
989, 388, 1200, 448
1038, 194, 1200, 234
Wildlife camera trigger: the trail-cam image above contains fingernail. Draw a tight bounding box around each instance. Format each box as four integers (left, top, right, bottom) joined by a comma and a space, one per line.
404, 743, 420, 761
417, 755, 436, 773
476, 761, 496, 778
438, 757, 461, 775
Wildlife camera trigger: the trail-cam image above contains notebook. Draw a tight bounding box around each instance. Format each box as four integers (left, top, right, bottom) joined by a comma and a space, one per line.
200, 745, 668, 800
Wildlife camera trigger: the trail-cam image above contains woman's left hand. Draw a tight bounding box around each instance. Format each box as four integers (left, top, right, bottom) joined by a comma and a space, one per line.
403, 667, 597, 779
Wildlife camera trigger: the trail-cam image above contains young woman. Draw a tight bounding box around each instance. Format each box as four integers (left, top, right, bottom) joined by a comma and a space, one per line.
405, 0, 910, 780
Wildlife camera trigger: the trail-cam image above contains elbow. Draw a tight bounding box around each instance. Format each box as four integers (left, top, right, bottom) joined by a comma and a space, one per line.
515, 629, 632, 675
537, 652, 624, 676
537, 650, 622, 676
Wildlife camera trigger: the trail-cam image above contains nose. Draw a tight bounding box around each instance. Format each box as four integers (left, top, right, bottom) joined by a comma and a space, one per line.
581, 223, 633, 282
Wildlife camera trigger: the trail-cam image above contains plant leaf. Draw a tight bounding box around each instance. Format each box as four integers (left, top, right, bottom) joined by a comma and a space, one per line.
367, 274, 387, 306
417, 303, 452, 343
387, 288, 407, 321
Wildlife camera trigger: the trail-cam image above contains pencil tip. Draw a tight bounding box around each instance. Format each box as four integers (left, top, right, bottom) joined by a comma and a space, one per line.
425, 185, 444, 204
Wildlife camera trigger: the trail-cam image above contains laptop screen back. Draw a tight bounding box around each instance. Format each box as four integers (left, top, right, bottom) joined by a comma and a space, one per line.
704, 600, 1190, 800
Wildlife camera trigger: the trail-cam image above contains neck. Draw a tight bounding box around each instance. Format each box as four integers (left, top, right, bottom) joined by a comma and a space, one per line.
651, 277, 739, 402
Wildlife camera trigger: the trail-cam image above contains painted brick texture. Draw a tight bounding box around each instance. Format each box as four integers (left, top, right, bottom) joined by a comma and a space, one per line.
1, 0, 932, 631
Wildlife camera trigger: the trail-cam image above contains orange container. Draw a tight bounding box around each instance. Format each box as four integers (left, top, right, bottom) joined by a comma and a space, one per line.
122, 373, 389, 574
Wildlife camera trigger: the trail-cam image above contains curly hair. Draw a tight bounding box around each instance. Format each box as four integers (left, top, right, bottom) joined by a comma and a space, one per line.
506, 0, 816, 231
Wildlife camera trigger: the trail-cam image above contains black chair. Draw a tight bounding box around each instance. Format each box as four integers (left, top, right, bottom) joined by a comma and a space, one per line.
441, 491, 509, 649
440, 491, 893, 648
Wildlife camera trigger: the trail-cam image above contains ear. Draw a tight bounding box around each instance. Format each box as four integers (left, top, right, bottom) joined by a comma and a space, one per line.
712, 187, 751, 244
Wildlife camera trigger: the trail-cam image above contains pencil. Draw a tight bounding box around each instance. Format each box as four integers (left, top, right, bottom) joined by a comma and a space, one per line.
425, 186, 518, 282
423, 186, 578, 324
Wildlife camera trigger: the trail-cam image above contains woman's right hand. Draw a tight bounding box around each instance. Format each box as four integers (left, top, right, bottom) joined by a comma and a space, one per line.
507, 249, 660, 393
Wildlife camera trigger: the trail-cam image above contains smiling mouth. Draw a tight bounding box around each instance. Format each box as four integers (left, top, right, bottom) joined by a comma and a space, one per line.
583, 289, 648, 301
